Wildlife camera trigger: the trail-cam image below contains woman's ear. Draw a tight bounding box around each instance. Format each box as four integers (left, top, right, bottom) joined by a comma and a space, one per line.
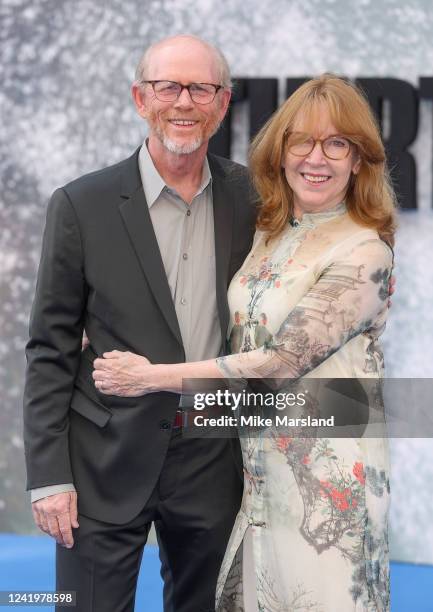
352, 151, 361, 175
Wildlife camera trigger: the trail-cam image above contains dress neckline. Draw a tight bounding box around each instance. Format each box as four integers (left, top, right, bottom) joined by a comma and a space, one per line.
290, 201, 347, 228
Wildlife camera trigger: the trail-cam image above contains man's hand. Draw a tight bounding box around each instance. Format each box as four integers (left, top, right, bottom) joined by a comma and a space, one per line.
32, 491, 79, 548
82, 330, 89, 351
93, 351, 153, 397
388, 273, 396, 307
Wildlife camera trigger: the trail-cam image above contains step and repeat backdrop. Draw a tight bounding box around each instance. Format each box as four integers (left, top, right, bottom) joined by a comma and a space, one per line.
1, 0, 433, 563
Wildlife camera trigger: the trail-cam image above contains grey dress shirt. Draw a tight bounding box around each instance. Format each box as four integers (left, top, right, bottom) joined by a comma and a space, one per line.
138, 141, 221, 362
31, 142, 222, 502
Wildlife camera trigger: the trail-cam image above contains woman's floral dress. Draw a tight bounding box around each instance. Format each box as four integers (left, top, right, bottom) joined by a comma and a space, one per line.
215, 203, 393, 612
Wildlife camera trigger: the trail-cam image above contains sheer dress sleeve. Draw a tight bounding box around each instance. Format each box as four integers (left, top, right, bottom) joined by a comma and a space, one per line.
216, 237, 393, 381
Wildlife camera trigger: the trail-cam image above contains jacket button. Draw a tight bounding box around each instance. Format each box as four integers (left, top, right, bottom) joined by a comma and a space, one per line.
159, 419, 172, 430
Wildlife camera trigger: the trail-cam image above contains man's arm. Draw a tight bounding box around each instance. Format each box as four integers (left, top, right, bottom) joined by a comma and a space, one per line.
24, 188, 87, 546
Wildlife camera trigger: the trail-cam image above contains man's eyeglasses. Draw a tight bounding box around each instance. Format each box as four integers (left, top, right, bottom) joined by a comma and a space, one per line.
287, 133, 353, 160
141, 80, 223, 104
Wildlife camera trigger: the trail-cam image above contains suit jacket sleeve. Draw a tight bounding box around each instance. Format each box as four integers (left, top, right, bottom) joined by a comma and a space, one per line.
24, 188, 87, 489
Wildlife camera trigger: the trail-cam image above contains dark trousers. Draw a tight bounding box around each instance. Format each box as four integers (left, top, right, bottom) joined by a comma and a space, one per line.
56, 431, 243, 612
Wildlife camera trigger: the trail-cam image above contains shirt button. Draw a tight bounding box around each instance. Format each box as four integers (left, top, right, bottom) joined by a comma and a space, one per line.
182, 253, 188, 260
159, 419, 171, 430
186, 210, 191, 216
180, 298, 187, 305
248, 517, 254, 525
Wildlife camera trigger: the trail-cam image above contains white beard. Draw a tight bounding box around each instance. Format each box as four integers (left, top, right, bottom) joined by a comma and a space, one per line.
160, 134, 203, 155
151, 116, 222, 155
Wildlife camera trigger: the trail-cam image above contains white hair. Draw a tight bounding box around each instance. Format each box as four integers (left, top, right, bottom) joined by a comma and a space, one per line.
134, 34, 232, 89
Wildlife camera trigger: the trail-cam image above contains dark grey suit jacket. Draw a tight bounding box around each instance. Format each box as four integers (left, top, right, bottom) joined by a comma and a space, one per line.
23, 147, 257, 524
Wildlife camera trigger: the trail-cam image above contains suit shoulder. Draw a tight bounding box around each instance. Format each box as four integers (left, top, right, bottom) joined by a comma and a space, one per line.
209, 153, 247, 171
61, 152, 136, 201
208, 153, 257, 209
208, 153, 249, 181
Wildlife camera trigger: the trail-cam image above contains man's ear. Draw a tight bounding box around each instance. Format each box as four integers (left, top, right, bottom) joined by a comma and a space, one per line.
219, 88, 232, 121
131, 83, 148, 119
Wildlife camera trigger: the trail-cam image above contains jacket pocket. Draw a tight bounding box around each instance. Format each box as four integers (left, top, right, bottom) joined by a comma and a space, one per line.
70, 386, 113, 428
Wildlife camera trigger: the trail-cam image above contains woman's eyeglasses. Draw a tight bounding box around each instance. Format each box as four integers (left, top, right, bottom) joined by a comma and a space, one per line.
287, 133, 353, 160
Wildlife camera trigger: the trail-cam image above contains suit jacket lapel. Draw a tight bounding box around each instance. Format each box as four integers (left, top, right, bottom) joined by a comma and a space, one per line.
209, 155, 234, 343
118, 149, 183, 349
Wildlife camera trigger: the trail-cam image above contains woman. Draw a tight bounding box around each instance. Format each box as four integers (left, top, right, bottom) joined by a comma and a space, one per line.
96, 75, 396, 611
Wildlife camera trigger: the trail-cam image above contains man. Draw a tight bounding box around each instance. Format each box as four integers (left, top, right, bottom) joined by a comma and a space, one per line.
24, 35, 256, 612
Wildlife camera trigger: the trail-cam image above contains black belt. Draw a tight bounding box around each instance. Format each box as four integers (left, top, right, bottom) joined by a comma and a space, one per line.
172, 408, 222, 429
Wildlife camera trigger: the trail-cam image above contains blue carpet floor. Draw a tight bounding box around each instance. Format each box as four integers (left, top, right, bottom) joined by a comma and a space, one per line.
0, 535, 431, 611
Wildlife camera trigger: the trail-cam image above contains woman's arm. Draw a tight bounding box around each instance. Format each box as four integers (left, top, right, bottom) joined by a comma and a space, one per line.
217, 237, 392, 380
93, 237, 392, 396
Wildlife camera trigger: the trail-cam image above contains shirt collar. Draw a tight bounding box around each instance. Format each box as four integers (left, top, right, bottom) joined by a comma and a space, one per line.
138, 140, 212, 208
138, 141, 167, 208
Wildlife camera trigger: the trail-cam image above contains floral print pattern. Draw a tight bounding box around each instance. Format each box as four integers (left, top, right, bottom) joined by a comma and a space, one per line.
216, 205, 392, 611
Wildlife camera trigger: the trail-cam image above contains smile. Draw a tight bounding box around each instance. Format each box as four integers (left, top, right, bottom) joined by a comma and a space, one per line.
168, 119, 198, 127
301, 173, 331, 185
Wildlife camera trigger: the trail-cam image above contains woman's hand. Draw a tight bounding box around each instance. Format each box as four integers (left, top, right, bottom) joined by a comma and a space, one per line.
92, 350, 156, 397
388, 273, 396, 307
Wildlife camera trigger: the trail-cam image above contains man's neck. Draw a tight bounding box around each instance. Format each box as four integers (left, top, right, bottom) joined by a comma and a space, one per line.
147, 137, 208, 204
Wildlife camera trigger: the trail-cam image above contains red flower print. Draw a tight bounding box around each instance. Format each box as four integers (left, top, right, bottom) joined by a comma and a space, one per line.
302, 455, 310, 465
276, 437, 292, 451
320, 483, 355, 512
240, 276, 247, 286
275, 280, 281, 288
337, 498, 350, 511
330, 488, 350, 512
353, 462, 366, 486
